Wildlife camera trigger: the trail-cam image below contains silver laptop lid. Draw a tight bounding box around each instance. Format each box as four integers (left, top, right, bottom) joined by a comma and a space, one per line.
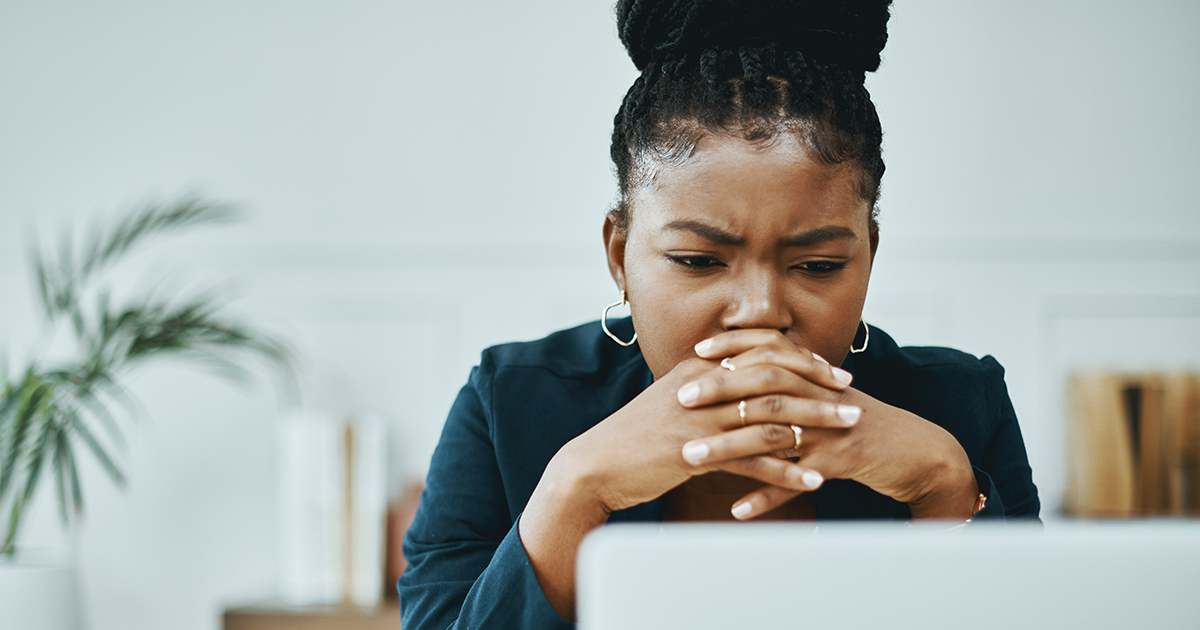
577, 522, 1200, 630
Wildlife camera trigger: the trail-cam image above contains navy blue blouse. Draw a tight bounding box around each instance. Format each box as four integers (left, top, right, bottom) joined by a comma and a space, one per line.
399, 319, 1040, 629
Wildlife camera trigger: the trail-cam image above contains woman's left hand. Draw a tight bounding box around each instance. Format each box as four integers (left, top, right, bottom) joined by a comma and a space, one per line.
678, 329, 980, 521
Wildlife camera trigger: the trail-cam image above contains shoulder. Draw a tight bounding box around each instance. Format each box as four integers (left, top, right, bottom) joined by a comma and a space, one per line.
846, 325, 1009, 437
851, 325, 1004, 380
848, 325, 1014, 460
465, 319, 651, 505
477, 317, 646, 385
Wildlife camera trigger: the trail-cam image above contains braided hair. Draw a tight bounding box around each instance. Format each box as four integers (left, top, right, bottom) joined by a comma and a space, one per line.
610, 0, 892, 231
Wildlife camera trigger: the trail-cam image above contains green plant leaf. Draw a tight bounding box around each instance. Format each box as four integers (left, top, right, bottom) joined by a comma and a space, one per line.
3, 410, 56, 553
52, 420, 69, 524
0, 377, 52, 502
0, 378, 21, 430
3, 491, 25, 555
24, 418, 52, 495
31, 249, 56, 318
63, 427, 82, 517
80, 197, 233, 280
64, 409, 125, 488
45, 369, 128, 451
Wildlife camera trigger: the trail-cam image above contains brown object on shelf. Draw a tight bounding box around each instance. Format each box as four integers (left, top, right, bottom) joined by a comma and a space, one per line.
383, 481, 425, 600
1066, 371, 1200, 517
1066, 373, 1136, 517
223, 602, 400, 630
342, 422, 355, 606
1163, 372, 1200, 514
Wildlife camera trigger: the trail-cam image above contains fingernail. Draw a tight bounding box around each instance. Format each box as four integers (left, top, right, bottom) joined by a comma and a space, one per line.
731, 501, 753, 519
681, 441, 709, 464
812, 353, 829, 365
802, 470, 824, 489
677, 382, 700, 405
694, 338, 714, 355
837, 405, 862, 425
832, 367, 853, 387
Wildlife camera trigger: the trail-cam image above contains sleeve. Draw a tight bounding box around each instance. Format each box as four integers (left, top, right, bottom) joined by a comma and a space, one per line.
398, 363, 574, 630
971, 356, 1041, 521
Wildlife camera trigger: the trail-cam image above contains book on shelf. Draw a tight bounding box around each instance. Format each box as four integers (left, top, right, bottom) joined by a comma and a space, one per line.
278, 411, 387, 607
1066, 371, 1200, 517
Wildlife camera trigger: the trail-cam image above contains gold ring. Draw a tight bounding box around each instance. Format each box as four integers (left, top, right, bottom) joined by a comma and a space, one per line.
738, 400, 747, 426
720, 357, 736, 371
788, 425, 802, 451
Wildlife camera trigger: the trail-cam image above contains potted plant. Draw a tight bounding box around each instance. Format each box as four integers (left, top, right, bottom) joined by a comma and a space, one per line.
0, 197, 286, 629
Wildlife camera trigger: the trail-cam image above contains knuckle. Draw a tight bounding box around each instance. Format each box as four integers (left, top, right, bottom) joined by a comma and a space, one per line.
769, 463, 795, 486
751, 457, 779, 479
758, 423, 789, 445
725, 458, 754, 477
763, 394, 786, 416
757, 365, 785, 389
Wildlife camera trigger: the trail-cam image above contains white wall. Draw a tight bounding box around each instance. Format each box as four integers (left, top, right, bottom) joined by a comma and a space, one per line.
1, 1, 1197, 629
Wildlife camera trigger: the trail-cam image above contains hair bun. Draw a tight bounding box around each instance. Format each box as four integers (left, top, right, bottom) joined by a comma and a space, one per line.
616, 0, 892, 74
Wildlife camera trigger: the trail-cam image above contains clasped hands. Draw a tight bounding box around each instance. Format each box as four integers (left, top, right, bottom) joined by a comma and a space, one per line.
565, 329, 978, 521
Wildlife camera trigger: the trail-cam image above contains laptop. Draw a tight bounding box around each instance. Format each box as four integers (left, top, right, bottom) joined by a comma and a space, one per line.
577, 521, 1200, 630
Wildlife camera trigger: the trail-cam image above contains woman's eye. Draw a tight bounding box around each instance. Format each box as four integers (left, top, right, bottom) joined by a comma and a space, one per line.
794, 260, 847, 274
667, 255, 724, 269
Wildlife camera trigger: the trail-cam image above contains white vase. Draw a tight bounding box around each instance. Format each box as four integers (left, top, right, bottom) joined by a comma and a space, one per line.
0, 546, 82, 630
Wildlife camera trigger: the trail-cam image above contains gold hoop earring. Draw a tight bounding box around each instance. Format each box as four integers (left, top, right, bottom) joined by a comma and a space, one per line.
601, 290, 637, 347
850, 319, 869, 354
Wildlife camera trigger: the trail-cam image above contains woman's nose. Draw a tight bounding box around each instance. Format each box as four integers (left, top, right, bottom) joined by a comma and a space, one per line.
720, 267, 793, 333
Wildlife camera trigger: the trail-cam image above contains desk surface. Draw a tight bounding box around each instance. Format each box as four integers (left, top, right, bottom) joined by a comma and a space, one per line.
223, 602, 400, 630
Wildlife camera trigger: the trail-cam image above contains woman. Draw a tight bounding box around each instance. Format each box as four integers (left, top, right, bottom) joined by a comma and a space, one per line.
400, 0, 1040, 627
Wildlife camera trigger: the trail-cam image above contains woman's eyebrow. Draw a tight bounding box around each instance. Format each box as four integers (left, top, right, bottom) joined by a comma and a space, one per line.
664, 220, 857, 248
780, 226, 857, 248
663, 220, 745, 246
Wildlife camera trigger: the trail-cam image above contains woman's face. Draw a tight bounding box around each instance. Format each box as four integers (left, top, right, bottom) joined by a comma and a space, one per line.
604, 132, 876, 380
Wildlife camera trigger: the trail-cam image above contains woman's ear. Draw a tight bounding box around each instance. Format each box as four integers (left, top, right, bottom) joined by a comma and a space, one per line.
603, 211, 627, 293
868, 217, 879, 265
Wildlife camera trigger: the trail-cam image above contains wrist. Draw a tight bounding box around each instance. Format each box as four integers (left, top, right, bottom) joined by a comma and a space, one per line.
519, 446, 613, 621
907, 444, 978, 521
540, 443, 614, 518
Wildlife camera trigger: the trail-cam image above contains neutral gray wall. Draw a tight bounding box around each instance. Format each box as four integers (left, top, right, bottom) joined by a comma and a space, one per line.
2, 2, 1198, 629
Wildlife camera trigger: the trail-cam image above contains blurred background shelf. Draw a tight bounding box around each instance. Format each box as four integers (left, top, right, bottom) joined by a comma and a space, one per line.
223, 603, 400, 630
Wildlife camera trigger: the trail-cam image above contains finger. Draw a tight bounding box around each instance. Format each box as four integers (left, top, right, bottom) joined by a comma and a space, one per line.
730, 485, 805, 520
678, 362, 848, 408
779, 451, 842, 485
681, 411, 852, 466
682, 423, 800, 465
708, 455, 824, 494
695, 330, 853, 390
729, 345, 853, 391
737, 395, 861, 430
694, 329, 792, 359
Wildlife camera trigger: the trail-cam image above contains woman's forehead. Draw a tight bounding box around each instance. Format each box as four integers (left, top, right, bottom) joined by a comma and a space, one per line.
629, 135, 869, 234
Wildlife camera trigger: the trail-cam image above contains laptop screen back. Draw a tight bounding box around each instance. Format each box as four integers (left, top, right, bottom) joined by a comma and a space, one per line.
577, 522, 1200, 630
